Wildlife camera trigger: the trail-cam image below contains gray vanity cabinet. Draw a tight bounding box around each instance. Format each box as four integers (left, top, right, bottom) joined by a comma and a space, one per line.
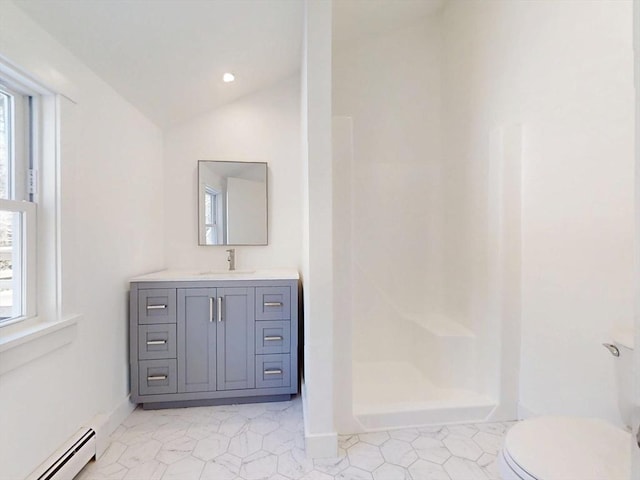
177, 288, 217, 393
177, 287, 255, 393
215, 287, 255, 391
130, 276, 298, 409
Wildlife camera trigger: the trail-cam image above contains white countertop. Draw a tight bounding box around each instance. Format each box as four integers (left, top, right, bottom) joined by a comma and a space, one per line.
131, 268, 300, 282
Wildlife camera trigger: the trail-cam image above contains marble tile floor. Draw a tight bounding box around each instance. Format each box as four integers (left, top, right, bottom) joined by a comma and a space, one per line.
75, 396, 513, 480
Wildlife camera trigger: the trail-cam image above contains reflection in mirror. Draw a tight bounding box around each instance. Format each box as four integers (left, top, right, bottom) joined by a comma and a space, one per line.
198, 161, 268, 246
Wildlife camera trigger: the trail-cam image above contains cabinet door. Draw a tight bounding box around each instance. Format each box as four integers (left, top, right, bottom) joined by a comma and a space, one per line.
216, 287, 255, 390
177, 288, 217, 393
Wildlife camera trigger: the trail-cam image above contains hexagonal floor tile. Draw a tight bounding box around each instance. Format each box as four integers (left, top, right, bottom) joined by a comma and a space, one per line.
227, 430, 263, 458
161, 456, 204, 480
348, 442, 385, 472
277, 448, 315, 479
380, 439, 418, 467
240, 450, 278, 480
442, 434, 483, 461
335, 466, 374, 480
411, 436, 451, 465
359, 431, 390, 446
373, 463, 411, 480
443, 456, 487, 480
472, 431, 503, 455
200, 453, 241, 480
192, 433, 230, 461
408, 459, 451, 480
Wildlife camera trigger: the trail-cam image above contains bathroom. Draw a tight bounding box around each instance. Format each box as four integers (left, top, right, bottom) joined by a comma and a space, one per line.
0, 0, 637, 479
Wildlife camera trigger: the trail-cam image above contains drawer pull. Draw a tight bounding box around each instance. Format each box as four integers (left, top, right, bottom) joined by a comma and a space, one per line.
264, 302, 283, 307
147, 375, 168, 381
264, 369, 283, 375
264, 336, 283, 341
146, 339, 167, 346
146, 304, 167, 310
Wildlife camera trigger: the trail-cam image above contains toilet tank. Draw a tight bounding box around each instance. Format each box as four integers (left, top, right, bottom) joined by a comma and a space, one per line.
612, 327, 634, 429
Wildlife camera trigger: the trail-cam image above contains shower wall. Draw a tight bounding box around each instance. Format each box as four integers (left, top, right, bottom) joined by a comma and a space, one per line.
333, 16, 444, 365
332, 0, 632, 432
441, 0, 634, 424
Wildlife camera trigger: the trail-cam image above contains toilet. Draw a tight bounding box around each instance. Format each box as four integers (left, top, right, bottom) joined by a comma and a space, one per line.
498, 328, 633, 480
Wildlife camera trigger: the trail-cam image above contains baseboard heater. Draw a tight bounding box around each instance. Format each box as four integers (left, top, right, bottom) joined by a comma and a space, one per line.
28, 428, 96, 480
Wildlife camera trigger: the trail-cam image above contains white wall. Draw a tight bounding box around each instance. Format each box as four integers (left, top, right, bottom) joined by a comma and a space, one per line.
0, 3, 164, 479
332, 116, 357, 432
332, 16, 444, 366
163, 76, 302, 271
226, 176, 266, 244
301, 0, 337, 457
441, 0, 634, 425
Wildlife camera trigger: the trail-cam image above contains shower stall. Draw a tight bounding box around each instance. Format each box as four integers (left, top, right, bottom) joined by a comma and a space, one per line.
332, 2, 521, 432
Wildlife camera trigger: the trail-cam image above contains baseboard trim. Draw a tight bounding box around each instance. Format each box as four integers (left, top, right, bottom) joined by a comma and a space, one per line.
301, 381, 338, 458
89, 394, 135, 458
108, 394, 136, 433
305, 431, 338, 458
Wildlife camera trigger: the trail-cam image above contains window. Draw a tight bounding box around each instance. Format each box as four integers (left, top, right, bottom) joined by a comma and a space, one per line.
0, 81, 37, 326
204, 187, 220, 245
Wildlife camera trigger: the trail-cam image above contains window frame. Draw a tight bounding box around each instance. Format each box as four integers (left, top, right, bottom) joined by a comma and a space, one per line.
0, 56, 58, 334
0, 199, 37, 325
204, 185, 224, 245
0, 73, 44, 329
1, 85, 30, 202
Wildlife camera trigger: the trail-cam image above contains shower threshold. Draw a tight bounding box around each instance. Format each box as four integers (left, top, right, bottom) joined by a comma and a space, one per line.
353, 361, 496, 431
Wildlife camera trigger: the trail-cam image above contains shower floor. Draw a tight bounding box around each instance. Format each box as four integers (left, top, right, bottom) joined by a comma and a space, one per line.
353, 361, 496, 430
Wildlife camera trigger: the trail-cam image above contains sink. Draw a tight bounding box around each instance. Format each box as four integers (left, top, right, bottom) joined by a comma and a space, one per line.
198, 270, 256, 275
130, 268, 299, 283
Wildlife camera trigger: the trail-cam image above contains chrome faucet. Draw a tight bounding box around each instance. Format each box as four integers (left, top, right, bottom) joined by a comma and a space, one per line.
226, 249, 235, 271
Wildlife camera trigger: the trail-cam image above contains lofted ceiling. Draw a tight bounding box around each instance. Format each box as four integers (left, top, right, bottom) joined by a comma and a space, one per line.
13, 0, 304, 129
13, 0, 444, 129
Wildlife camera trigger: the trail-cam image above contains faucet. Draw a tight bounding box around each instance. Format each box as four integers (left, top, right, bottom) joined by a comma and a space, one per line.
226, 249, 235, 271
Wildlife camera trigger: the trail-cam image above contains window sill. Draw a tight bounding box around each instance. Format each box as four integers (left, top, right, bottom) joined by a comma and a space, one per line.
0, 314, 81, 376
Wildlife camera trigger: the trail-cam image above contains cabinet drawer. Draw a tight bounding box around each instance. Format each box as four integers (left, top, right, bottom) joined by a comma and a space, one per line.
256, 287, 290, 320
138, 289, 176, 324
255, 321, 290, 354
139, 324, 177, 360
256, 354, 290, 388
139, 359, 177, 395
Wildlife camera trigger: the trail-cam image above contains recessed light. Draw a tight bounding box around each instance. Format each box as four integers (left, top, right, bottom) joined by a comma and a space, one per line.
223, 73, 235, 83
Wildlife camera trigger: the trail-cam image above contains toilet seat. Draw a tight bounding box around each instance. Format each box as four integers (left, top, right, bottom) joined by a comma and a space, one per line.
498, 447, 538, 480
499, 416, 630, 480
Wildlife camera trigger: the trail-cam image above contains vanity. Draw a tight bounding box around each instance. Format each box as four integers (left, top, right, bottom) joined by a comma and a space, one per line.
129, 269, 299, 409
128, 160, 299, 409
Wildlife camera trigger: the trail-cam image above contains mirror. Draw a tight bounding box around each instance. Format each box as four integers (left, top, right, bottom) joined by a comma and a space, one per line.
198, 161, 267, 245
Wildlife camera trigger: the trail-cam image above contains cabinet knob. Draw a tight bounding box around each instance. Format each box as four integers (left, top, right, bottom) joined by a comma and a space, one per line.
146, 340, 167, 346
264, 369, 283, 375
264, 336, 283, 341
147, 375, 168, 381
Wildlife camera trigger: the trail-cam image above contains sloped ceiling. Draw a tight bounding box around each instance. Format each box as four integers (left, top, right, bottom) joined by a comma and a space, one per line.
13, 0, 444, 129
14, 0, 304, 129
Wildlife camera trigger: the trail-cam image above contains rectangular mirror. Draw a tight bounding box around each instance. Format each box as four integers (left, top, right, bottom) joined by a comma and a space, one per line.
198, 161, 267, 245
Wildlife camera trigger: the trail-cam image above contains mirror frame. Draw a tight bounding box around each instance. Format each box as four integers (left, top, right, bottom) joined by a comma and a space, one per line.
197, 160, 268, 246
